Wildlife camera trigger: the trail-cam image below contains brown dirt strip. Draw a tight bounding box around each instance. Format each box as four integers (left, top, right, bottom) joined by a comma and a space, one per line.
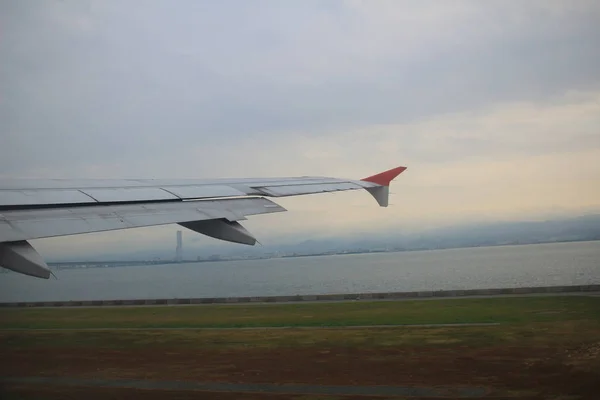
3, 321, 599, 399
2, 345, 599, 398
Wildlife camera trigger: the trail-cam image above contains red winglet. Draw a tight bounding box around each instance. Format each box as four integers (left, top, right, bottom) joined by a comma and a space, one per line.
361, 166, 407, 186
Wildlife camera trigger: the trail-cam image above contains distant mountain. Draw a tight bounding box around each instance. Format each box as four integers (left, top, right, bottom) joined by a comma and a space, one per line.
400, 214, 600, 250
46, 214, 600, 262
260, 214, 600, 254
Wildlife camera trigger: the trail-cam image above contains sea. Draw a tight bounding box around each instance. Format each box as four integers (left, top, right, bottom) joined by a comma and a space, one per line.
0, 241, 599, 303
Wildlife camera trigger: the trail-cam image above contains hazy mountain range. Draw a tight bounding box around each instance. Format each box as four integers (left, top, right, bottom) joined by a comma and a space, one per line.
47, 214, 600, 262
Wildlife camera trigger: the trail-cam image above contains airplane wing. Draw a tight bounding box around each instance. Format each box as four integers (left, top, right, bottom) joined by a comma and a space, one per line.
0, 166, 407, 279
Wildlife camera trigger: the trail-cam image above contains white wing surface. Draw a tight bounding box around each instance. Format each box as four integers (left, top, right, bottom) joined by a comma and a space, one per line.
0, 167, 406, 278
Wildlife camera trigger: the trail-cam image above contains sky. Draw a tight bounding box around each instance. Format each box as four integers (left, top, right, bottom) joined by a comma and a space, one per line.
1, 0, 600, 259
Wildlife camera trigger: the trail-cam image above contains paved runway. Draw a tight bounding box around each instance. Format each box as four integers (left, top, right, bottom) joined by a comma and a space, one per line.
1, 376, 489, 398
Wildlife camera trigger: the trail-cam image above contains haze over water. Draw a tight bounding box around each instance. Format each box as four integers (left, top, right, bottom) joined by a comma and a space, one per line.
1, 241, 599, 303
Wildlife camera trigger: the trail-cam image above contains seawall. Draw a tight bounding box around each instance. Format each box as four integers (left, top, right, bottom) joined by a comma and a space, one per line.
1, 284, 599, 308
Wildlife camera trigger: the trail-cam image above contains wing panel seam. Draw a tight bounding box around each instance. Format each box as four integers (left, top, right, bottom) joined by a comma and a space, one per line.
76, 189, 99, 203
158, 187, 184, 200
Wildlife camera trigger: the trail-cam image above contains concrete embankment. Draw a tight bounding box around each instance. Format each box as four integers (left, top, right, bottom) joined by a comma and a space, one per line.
1, 284, 598, 308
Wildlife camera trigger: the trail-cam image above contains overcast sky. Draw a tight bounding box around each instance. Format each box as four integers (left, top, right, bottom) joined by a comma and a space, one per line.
1, 1, 600, 258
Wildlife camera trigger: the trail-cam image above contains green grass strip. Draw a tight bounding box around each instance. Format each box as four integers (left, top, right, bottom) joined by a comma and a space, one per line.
1, 295, 598, 329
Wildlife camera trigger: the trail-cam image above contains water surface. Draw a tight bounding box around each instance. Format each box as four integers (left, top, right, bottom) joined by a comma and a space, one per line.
1, 241, 598, 302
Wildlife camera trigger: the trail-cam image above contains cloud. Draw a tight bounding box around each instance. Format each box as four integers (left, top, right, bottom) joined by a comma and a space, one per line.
2, 1, 600, 174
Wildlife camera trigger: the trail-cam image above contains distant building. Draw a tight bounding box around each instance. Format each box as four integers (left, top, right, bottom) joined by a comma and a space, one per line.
176, 230, 183, 262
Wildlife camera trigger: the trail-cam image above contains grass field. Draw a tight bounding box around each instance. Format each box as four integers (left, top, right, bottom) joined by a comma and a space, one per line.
1, 295, 599, 329
1, 295, 599, 399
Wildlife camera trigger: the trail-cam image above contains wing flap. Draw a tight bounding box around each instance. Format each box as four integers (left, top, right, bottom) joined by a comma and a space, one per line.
0, 198, 286, 242
0, 189, 97, 207
79, 187, 179, 203
255, 182, 364, 197
161, 185, 246, 200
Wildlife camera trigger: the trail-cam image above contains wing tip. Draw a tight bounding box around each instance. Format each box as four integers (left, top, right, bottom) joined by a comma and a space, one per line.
360, 166, 407, 186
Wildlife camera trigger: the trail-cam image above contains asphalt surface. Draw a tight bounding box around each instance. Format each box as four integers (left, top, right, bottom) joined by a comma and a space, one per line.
1, 376, 490, 398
